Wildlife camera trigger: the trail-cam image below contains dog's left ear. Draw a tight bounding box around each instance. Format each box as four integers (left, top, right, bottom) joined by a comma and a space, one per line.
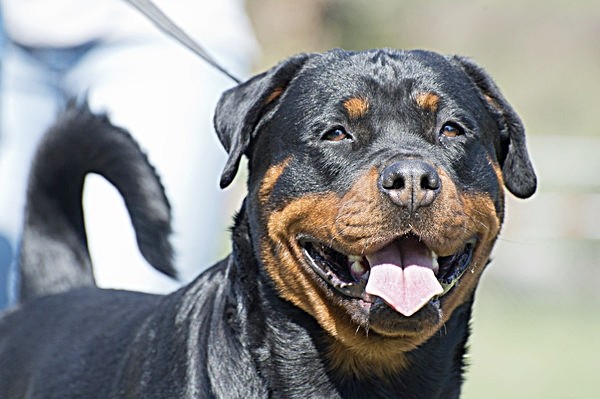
214, 53, 315, 188
450, 55, 537, 199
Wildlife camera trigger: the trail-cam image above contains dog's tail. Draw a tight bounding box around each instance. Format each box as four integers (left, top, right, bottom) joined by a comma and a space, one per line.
19, 101, 175, 302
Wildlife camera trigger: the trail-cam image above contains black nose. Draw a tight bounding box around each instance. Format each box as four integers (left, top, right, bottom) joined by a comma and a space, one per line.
380, 159, 441, 212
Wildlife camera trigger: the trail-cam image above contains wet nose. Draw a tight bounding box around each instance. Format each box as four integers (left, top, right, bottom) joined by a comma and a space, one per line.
380, 159, 441, 212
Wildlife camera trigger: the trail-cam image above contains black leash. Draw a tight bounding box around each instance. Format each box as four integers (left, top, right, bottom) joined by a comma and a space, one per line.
122, 0, 241, 84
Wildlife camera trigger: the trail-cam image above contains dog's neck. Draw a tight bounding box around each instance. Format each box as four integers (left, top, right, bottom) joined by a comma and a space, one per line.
228, 208, 472, 398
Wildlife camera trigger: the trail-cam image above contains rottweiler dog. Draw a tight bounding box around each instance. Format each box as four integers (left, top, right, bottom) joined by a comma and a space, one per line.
0, 49, 536, 398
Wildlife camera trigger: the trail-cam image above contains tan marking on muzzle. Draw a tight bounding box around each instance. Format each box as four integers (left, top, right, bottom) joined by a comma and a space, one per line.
256, 164, 503, 379
258, 157, 291, 205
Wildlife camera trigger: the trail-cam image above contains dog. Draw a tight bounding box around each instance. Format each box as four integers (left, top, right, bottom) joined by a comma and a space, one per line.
0, 49, 536, 398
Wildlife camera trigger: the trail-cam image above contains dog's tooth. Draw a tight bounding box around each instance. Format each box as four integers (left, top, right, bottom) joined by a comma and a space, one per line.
348, 255, 363, 263
351, 260, 365, 273
350, 260, 367, 280
431, 251, 439, 274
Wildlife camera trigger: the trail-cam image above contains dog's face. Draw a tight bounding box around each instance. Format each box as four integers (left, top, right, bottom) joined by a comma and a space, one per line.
215, 49, 536, 373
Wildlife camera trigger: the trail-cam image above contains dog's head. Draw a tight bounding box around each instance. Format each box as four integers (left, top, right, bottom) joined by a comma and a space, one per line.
215, 49, 536, 374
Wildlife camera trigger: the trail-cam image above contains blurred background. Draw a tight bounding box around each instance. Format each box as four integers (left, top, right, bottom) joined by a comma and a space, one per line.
245, 0, 600, 398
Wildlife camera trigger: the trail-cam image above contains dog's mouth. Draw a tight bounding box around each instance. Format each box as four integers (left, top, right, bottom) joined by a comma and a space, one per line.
300, 235, 476, 317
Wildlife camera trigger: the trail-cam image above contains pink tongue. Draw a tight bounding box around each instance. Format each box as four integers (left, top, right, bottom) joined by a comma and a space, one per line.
365, 238, 443, 317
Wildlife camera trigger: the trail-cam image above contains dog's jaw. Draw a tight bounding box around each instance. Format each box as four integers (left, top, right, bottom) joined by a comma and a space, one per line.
249, 158, 502, 377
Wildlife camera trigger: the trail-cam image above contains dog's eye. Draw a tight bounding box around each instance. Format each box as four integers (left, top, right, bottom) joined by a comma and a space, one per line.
321, 127, 352, 142
439, 122, 464, 138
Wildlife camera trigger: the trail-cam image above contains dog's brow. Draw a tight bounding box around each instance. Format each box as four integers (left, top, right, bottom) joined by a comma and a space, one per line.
415, 92, 440, 112
343, 97, 369, 119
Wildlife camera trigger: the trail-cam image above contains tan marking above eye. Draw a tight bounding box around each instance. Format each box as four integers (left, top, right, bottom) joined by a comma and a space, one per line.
415, 92, 440, 112
343, 97, 369, 119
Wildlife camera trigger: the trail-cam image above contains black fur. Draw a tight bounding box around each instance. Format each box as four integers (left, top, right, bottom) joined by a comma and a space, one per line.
17, 103, 174, 301
0, 49, 536, 398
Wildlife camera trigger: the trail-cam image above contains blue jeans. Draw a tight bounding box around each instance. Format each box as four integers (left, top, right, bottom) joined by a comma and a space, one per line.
0, 235, 12, 308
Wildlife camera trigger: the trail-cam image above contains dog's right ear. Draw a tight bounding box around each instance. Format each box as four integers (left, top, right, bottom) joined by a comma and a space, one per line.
215, 54, 315, 188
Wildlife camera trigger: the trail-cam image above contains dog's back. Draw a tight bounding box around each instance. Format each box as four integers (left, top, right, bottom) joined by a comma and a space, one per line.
18, 102, 174, 301
0, 288, 163, 398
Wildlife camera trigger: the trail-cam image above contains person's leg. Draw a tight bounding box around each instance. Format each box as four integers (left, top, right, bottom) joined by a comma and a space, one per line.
0, 43, 64, 306
67, 36, 247, 293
